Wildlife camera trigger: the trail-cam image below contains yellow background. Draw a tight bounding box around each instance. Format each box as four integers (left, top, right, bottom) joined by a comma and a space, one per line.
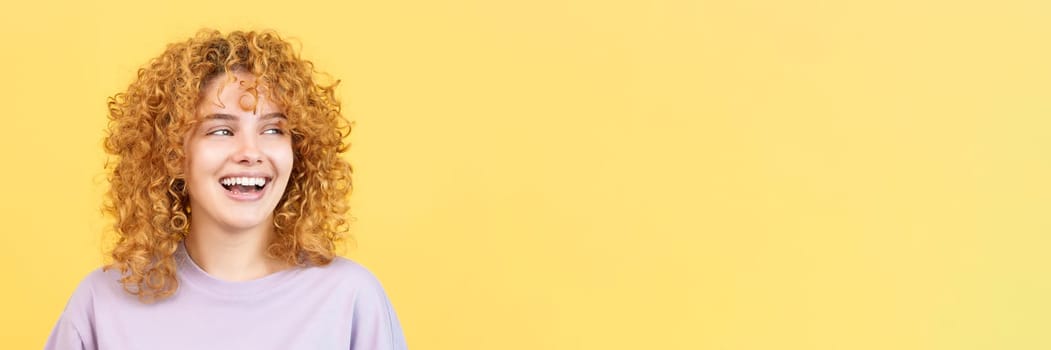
2, 0, 1050, 349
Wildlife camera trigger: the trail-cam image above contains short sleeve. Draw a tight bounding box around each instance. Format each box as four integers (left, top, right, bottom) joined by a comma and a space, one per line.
44, 270, 99, 350
347, 269, 407, 350
44, 315, 88, 350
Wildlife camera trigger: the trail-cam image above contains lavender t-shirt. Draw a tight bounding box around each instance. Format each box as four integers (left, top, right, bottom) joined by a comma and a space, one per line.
45, 245, 407, 350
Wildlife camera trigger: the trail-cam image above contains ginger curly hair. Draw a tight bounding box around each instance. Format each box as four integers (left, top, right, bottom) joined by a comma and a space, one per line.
102, 29, 353, 302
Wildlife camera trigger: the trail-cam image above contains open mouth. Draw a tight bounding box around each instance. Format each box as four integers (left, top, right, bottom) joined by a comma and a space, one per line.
220, 176, 270, 194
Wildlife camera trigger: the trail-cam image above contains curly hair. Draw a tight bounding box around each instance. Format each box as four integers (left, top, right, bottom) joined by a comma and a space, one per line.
102, 29, 353, 302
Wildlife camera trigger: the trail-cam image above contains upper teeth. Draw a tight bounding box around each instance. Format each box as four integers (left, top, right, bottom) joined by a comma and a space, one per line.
221, 177, 267, 186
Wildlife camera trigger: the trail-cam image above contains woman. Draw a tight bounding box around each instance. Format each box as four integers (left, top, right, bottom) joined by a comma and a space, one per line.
45, 30, 407, 350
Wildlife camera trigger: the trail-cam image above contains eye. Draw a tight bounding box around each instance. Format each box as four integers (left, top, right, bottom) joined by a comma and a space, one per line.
263, 128, 285, 135
208, 129, 233, 136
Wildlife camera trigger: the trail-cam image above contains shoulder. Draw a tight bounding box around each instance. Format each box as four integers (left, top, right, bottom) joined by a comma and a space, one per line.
316, 258, 407, 348
309, 256, 389, 292
57, 268, 107, 326
286, 257, 407, 349
61, 266, 137, 316
66, 266, 127, 307
298, 256, 397, 309
47, 266, 128, 349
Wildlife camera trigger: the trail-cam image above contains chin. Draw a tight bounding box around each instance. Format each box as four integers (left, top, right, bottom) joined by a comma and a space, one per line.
216, 213, 275, 231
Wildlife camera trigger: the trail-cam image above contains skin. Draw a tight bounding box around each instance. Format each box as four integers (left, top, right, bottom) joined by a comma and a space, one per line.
182, 70, 295, 281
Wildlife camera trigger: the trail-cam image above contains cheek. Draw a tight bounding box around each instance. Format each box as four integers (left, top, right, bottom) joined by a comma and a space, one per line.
264, 141, 295, 174
276, 145, 295, 175
185, 143, 226, 179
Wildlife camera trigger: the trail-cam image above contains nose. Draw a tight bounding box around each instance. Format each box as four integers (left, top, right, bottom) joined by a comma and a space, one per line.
233, 133, 264, 164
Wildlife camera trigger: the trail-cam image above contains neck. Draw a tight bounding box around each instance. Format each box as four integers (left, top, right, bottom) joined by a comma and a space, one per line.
184, 215, 289, 282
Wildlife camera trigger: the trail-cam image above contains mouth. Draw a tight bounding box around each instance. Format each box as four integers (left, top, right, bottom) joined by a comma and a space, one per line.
219, 176, 272, 199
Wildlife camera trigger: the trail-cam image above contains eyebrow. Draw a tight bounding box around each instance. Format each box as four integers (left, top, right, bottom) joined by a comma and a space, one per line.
202, 113, 288, 121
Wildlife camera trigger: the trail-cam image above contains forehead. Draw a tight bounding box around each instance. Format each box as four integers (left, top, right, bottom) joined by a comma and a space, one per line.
197, 71, 281, 115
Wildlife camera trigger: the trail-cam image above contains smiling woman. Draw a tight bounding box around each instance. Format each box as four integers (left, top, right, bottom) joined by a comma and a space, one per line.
44, 30, 407, 350
186, 71, 295, 242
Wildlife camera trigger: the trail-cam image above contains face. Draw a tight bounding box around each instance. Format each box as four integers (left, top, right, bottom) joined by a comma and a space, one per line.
184, 71, 293, 233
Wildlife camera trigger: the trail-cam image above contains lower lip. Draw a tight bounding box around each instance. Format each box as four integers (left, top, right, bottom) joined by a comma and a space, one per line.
224, 184, 267, 202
